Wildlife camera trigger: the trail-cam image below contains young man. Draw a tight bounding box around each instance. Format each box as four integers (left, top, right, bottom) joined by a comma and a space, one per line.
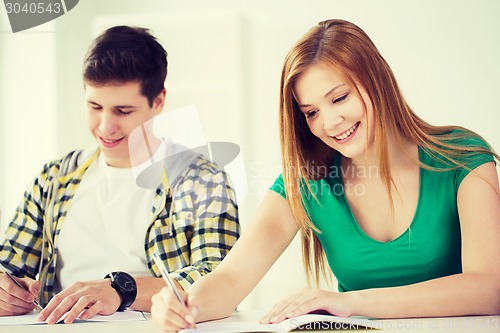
0, 26, 240, 324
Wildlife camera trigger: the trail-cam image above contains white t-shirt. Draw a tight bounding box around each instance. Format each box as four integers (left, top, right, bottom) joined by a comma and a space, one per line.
54, 142, 166, 292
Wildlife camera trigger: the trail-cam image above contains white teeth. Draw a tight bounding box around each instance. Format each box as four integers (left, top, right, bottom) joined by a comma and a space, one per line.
334, 123, 358, 140
102, 138, 119, 143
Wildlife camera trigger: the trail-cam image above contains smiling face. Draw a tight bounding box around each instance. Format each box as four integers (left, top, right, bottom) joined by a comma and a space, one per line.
294, 64, 376, 162
85, 81, 165, 168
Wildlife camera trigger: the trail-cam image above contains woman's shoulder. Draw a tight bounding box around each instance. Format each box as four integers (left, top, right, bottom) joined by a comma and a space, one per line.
433, 127, 492, 150
422, 128, 496, 187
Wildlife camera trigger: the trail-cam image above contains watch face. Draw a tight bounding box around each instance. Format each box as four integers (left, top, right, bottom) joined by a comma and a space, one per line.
114, 272, 137, 292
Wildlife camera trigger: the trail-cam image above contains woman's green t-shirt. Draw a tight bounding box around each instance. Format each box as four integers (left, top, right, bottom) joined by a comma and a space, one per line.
270, 136, 494, 292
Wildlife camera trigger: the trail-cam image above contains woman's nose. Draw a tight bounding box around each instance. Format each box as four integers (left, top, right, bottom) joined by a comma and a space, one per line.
323, 112, 344, 132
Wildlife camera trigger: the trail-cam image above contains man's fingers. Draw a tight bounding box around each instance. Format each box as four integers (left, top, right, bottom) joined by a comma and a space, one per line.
20, 277, 41, 298
0, 274, 37, 304
0, 299, 35, 315
0, 287, 36, 310
78, 300, 104, 320
44, 293, 81, 324
37, 291, 66, 322
62, 297, 103, 324
0, 275, 39, 316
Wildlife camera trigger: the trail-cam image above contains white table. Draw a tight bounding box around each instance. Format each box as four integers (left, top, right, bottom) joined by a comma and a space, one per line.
1, 311, 499, 332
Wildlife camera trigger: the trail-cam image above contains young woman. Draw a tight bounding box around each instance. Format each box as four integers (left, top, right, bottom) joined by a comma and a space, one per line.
150, 19, 500, 331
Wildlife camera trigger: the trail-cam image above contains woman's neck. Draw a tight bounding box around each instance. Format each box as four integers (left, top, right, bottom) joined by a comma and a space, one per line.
346, 136, 418, 175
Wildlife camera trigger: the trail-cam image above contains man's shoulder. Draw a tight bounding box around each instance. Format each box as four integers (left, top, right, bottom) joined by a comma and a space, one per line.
40, 147, 98, 178
175, 154, 226, 185
189, 154, 224, 174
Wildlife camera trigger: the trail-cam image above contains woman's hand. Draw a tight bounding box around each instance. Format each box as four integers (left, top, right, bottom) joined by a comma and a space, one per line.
151, 286, 197, 332
260, 287, 354, 324
0, 273, 41, 316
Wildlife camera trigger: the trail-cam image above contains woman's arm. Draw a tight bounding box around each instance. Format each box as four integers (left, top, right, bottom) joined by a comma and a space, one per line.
263, 162, 500, 322
151, 191, 299, 330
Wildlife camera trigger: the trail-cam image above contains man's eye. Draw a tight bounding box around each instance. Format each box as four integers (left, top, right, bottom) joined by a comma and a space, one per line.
118, 110, 133, 115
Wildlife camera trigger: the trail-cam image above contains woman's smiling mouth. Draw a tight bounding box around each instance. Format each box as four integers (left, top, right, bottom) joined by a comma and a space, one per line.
333, 121, 359, 142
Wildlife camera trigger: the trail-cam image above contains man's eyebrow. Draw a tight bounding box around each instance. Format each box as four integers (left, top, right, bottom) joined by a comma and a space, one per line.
86, 100, 136, 109
114, 105, 136, 109
298, 83, 346, 108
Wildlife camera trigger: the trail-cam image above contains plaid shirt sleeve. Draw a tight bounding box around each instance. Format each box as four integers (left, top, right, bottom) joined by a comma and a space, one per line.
148, 157, 241, 290
0, 161, 59, 278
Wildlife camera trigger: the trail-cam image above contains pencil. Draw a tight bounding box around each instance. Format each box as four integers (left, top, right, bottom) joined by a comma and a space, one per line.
152, 252, 196, 327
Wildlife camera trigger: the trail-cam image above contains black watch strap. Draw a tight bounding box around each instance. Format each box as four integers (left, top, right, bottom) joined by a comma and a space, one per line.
105, 271, 137, 311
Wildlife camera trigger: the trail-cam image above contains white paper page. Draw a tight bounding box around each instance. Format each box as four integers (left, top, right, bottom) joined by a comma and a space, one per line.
181, 321, 285, 333
281, 314, 377, 330
0, 309, 146, 326
180, 314, 377, 332
85, 310, 146, 322
0, 312, 42, 326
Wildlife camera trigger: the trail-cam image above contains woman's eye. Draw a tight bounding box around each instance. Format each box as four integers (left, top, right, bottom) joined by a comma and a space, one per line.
306, 110, 318, 119
333, 94, 348, 104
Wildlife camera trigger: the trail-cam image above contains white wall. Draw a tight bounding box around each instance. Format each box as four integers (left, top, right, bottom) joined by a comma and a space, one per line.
1, 0, 499, 312
0, 13, 58, 230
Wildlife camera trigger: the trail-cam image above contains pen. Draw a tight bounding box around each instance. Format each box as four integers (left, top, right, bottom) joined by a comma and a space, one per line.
152, 252, 184, 303
0, 262, 43, 311
152, 252, 196, 327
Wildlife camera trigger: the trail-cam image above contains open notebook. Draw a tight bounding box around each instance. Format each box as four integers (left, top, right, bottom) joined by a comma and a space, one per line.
0, 309, 146, 326
181, 313, 378, 332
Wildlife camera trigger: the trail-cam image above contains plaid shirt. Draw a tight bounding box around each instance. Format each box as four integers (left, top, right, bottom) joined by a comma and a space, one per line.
0, 147, 240, 306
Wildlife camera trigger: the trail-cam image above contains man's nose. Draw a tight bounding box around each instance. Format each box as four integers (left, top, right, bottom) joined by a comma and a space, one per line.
99, 112, 118, 136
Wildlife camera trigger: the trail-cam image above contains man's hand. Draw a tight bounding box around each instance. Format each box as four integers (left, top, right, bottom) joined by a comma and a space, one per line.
0, 273, 41, 316
36, 279, 121, 324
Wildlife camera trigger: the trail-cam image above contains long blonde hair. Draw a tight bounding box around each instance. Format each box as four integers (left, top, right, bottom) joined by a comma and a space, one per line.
279, 19, 498, 285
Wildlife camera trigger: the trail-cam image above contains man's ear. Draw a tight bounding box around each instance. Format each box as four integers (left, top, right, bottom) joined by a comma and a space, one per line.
153, 88, 167, 112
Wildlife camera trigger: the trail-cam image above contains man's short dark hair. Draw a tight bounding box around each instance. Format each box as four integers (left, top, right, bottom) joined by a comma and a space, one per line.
83, 25, 168, 106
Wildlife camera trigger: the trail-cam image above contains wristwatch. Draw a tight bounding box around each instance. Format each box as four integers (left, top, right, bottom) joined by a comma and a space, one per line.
104, 271, 137, 311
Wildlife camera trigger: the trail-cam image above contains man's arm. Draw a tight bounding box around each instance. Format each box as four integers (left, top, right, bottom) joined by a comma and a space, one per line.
169, 160, 240, 289
131, 162, 240, 311
0, 162, 57, 315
